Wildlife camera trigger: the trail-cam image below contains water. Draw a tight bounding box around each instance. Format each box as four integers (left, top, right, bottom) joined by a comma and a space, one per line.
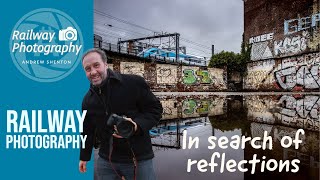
152, 93, 319, 180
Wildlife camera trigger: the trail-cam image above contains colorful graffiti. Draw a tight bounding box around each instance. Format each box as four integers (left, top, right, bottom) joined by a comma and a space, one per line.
182, 99, 211, 115
182, 69, 198, 85
183, 99, 198, 115
182, 97, 225, 118
196, 70, 212, 84
158, 95, 225, 120
182, 69, 215, 85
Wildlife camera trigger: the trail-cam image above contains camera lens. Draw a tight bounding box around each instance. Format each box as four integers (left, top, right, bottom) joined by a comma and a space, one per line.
117, 121, 134, 138
65, 31, 75, 40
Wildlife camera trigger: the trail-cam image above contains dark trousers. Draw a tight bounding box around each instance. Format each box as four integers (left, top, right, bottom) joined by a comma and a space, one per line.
96, 156, 156, 180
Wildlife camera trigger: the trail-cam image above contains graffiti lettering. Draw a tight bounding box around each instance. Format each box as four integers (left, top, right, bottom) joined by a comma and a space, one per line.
159, 68, 172, 77
158, 68, 172, 83
274, 32, 308, 56
196, 70, 212, 84
284, 13, 320, 35
121, 62, 144, 77
163, 107, 173, 116
182, 69, 212, 85
196, 100, 210, 114
123, 65, 136, 74
182, 69, 197, 85
249, 33, 274, 44
277, 95, 320, 131
246, 70, 272, 85
183, 99, 197, 115
182, 99, 212, 115
274, 64, 320, 90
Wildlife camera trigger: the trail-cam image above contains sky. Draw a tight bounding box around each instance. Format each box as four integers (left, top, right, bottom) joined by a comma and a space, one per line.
94, 0, 244, 58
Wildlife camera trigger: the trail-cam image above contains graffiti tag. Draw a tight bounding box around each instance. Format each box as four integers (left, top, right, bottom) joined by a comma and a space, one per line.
274, 64, 320, 90
182, 69, 212, 85
277, 95, 319, 131
274, 32, 308, 56
284, 13, 320, 35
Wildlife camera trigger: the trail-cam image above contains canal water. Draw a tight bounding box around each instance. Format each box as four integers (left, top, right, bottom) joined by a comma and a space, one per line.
152, 93, 319, 180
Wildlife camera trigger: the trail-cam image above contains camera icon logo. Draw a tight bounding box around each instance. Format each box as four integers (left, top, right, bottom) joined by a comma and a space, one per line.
59, 27, 77, 41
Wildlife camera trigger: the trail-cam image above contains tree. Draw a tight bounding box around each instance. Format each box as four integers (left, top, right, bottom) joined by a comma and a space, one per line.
208, 41, 251, 75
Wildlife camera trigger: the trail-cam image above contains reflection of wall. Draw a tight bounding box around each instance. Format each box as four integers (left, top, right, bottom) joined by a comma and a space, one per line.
246, 95, 320, 131
274, 95, 320, 131
244, 52, 320, 91
158, 95, 226, 120
246, 122, 319, 179
245, 95, 277, 124
208, 97, 225, 116
160, 99, 178, 120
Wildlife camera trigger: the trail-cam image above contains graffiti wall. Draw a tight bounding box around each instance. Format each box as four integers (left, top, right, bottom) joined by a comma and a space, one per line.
120, 61, 144, 77
245, 95, 320, 131
109, 57, 227, 91
157, 95, 226, 120
156, 64, 177, 85
244, 59, 275, 89
245, 3, 320, 60
244, 52, 320, 91
180, 66, 227, 91
250, 30, 314, 60
244, 1, 319, 91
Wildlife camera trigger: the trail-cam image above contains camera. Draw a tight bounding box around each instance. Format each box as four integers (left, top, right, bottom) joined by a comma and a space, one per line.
107, 114, 135, 138
59, 27, 77, 41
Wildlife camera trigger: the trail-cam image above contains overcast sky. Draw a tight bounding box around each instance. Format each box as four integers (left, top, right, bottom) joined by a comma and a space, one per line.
94, 0, 243, 57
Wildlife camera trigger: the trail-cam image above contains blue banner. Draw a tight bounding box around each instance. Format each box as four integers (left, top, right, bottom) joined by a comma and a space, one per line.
1, 0, 93, 179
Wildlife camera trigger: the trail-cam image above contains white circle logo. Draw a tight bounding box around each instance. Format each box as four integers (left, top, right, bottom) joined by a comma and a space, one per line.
9, 8, 84, 82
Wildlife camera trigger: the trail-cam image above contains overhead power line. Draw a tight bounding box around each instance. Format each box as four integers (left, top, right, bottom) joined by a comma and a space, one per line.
95, 20, 150, 37
94, 10, 213, 54
94, 9, 160, 34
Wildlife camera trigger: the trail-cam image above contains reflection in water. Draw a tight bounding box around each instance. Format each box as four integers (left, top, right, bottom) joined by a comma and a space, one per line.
246, 95, 319, 131
152, 94, 319, 180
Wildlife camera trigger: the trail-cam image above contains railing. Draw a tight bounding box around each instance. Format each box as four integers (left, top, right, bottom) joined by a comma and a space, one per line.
98, 41, 209, 67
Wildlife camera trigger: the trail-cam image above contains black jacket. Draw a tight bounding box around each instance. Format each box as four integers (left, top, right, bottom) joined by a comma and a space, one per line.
80, 69, 163, 163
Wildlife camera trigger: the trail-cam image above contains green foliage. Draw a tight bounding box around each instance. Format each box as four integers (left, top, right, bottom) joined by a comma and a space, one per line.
208, 40, 251, 75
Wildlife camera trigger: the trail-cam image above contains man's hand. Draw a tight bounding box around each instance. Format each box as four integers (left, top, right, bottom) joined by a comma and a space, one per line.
79, 160, 87, 173
113, 117, 138, 138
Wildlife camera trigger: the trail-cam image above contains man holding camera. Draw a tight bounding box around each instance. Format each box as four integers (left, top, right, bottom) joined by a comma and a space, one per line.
79, 48, 163, 180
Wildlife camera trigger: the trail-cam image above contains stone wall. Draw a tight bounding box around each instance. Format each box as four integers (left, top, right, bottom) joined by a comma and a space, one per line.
106, 51, 227, 92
